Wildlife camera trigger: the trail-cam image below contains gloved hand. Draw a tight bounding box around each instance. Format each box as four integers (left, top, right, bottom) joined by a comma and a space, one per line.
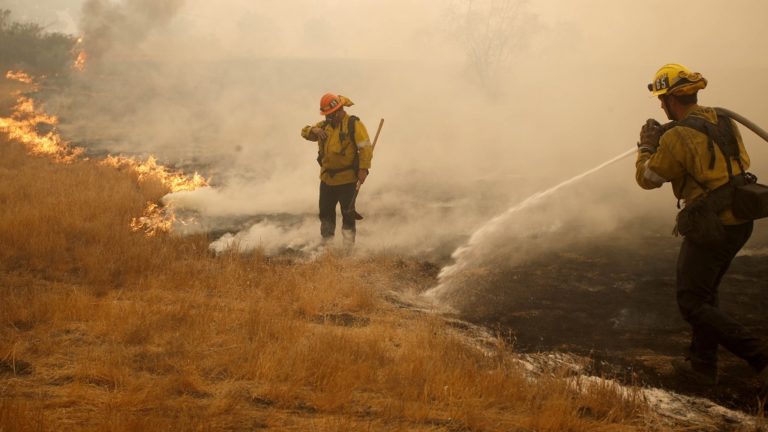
638, 118, 663, 154
311, 127, 328, 141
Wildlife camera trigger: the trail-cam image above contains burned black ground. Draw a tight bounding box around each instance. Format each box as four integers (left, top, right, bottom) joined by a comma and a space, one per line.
450, 227, 768, 413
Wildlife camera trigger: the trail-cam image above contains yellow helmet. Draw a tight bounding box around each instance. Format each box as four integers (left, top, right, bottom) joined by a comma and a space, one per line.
647, 63, 707, 96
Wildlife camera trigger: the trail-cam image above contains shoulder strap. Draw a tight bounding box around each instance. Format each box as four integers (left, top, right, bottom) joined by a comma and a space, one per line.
669, 112, 747, 206
338, 116, 359, 154
674, 113, 742, 176
340, 116, 359, 144
674, 116, 718, 170
713, 109, 744, 173
347, 115, 360, 169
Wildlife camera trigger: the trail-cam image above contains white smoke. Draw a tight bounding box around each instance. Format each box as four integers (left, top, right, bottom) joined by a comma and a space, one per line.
427, 147, 636, 299
27, 0, 768, 278
208, 219, 319, 255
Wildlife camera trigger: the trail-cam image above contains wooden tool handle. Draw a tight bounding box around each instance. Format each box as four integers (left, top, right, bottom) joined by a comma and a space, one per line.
372, 118, 384, 149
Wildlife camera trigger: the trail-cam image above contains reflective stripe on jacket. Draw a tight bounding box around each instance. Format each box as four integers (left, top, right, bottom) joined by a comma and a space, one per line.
635, 105, 750, 225
301, 113, 373, 185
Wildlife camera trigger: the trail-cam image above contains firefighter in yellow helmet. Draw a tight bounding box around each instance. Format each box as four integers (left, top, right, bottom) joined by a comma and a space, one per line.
301, 93, 373, 246
636, 64, 768, 387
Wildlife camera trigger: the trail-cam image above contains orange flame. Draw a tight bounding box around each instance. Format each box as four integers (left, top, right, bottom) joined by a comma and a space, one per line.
1, 69, 209, 236
129, 202, 200, 236
72, 36, 87, 72
0, 95, 84, 163
101, 155, 209, 236
100, 155, 209, 193
73, 51, 87, 72
5, 70, 35, 85
130, 202, 176, 236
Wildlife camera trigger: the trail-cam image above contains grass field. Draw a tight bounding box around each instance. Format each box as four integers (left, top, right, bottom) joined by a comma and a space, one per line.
0, 78, 665, 431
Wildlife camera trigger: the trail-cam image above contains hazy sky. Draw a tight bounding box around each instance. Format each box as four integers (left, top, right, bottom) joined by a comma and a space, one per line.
6, 0, 768, 68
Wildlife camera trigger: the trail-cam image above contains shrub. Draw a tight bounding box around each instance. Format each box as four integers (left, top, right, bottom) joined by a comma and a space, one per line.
0, 9, 76, 76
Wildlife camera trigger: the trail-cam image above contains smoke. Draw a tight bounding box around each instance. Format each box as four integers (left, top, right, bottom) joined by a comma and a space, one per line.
0, 0, 81, 33
208, 219, 320, 256
30, 1, 768, 301
427, 147, 637, 299
79, 0, 185, 61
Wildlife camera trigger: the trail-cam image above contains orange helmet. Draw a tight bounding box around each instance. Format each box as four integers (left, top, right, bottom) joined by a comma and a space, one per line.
320, 93, 342, 115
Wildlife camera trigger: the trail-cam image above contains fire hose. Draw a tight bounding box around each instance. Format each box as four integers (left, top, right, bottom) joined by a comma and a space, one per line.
715, 107, 768, 144
657, 107, 768, 144
346, 118, 384, 220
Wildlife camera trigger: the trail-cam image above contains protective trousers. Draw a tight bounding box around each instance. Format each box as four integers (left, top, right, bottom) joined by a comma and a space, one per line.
319, 181, 357, 243
676, 221, 768, 372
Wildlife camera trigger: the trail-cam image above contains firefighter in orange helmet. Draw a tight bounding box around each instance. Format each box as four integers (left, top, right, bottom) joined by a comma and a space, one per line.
301, 93, 373, 246
636, 64, 768, 388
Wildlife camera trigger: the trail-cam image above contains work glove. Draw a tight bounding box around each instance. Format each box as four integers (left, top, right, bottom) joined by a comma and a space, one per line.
638, 118, 663, 154
311, 127, 328, 141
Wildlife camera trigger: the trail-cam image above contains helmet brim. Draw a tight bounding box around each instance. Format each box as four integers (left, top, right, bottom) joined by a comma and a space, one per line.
320, 104, 343, 116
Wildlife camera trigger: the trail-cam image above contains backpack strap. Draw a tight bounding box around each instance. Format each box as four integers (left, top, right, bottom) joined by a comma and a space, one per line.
348, 116, 360, 172
673, 112, 744, 180
674, 115, 718, 169
339, 115, 359, 149
670, 111, 748, 208
714, 109, 748, 178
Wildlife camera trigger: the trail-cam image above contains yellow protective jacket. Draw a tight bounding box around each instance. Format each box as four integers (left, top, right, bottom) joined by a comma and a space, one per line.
635, 105, 750, 225
301, 113, 373, 186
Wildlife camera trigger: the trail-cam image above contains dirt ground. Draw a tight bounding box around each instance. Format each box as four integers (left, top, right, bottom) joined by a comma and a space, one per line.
449, 224, 768, 413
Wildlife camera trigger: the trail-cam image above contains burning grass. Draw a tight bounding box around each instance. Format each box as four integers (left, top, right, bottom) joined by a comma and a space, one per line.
1, 117, 661, 431
0, 76, 208, 237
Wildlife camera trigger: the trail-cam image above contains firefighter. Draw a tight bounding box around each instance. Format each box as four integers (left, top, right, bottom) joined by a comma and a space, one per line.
301, 93, 372, 247
636, 63, 768, 387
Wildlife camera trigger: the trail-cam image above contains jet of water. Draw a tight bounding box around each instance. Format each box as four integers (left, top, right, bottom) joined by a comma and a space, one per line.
425, 147, 636, 299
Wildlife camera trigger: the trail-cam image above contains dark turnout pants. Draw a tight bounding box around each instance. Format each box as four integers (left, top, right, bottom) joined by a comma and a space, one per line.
677, 221, 768, 372
319, 181, 357, 240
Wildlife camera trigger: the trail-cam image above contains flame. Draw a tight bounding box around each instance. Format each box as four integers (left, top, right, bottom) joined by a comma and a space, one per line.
101, 155, 209, 236
73, 51, 87, 72
100, 155, 209, 193
130, 202, 176, 236
72, 36, 87, 72
129, 201, 200, 236
1, 69, 209, 236
5, 70, 35, 85
0, 95, 84, 163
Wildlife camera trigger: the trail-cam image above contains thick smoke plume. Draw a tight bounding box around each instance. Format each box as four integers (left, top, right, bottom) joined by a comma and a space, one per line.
28, 0, 768, 308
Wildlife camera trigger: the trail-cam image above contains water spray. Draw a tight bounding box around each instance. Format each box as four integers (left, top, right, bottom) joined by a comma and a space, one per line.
425, 146, 636, 299
425, 107, 768, 301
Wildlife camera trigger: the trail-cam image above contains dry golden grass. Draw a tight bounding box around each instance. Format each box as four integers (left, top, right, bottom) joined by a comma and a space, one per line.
0, 128, 662, 431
